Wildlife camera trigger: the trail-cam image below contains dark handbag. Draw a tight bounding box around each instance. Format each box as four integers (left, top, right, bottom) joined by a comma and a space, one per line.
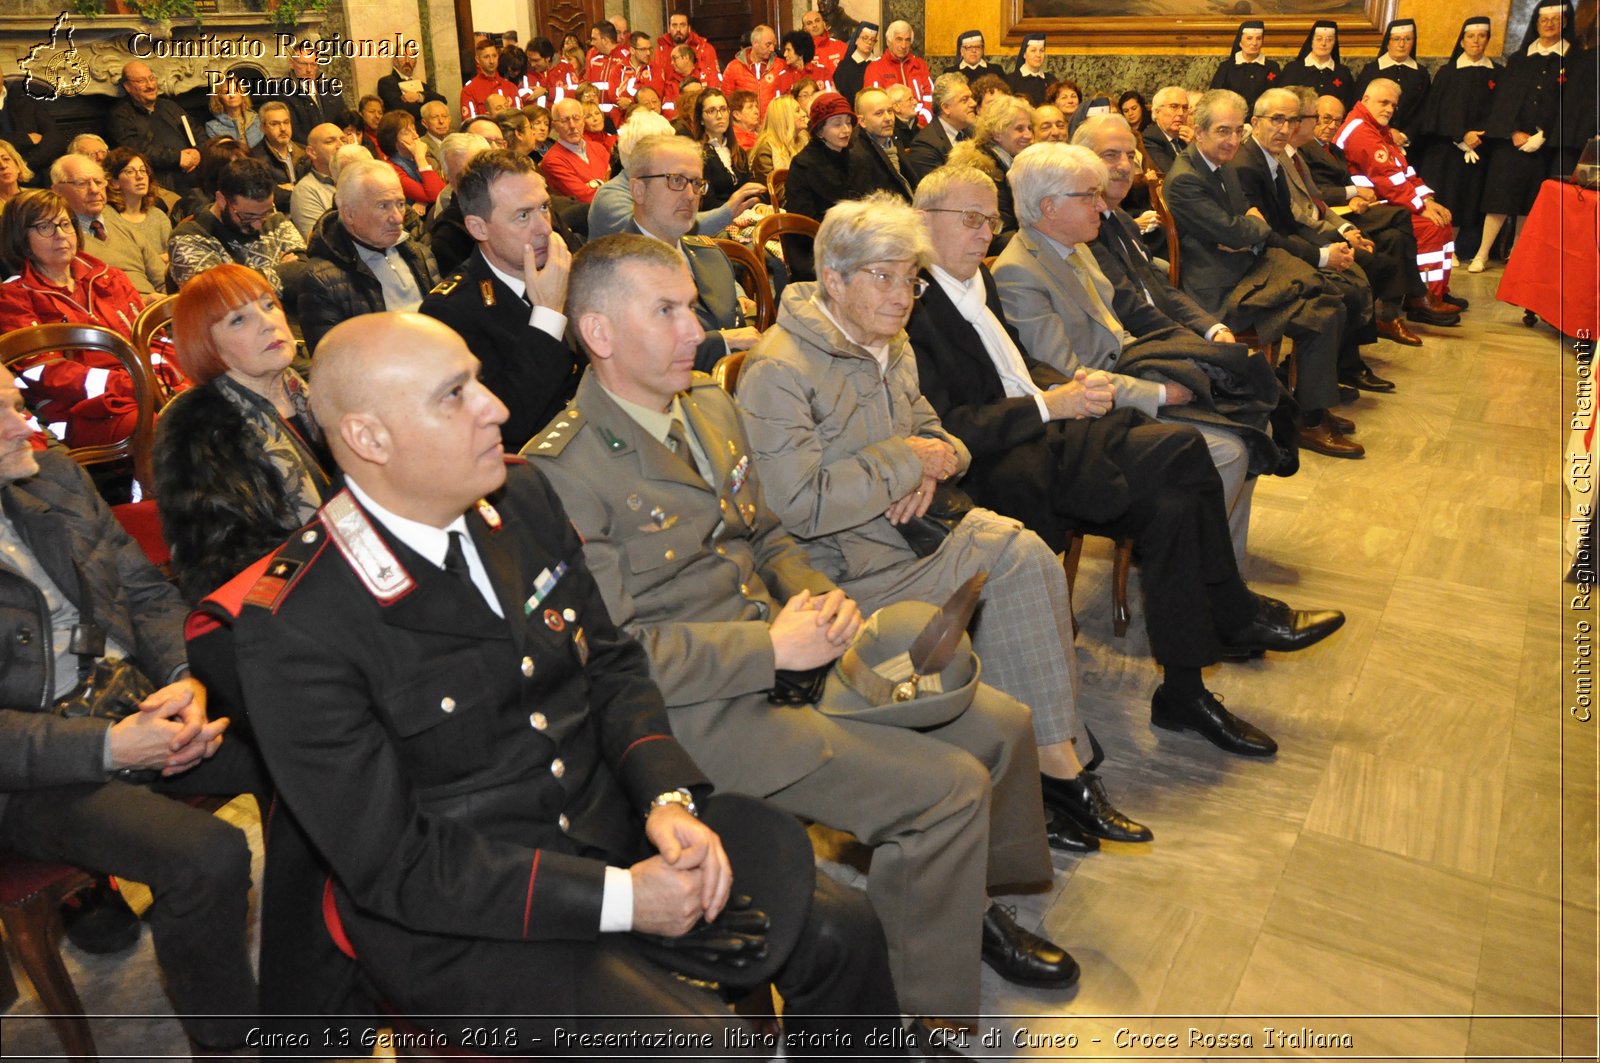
893, 483, 974, 558
48, 562, 158, 783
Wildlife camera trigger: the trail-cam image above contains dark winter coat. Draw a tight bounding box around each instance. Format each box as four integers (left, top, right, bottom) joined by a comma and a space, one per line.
297, 212, 441, 354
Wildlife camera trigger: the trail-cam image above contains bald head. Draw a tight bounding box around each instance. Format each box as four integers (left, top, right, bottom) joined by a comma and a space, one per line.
311, 312, 509, 525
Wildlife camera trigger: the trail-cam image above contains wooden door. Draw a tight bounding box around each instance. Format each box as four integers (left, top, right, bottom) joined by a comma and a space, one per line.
533, 0, 607, 49
681, 0, 783, 64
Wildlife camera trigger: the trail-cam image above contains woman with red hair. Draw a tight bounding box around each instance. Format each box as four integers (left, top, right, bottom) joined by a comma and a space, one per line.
153, 263, 332, 601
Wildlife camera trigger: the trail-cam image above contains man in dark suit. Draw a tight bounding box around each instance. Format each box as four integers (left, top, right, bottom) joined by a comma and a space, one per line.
849, 88, 914, 201
625, 135, 758, 372
1162, 89, 1358, 458
0, 66, 65, 185
274, 42, 347, 144
910, 166, 1344, 760
420, 151, 581, 452
1142, 86, 1193, 173
905, 73, 976, 183
1230, 88, 1394, 393
211, 311, 907, 1056
376, 47, 446, 124
1073, 114, 1260, 558
251, 101, 310, 214
106, 60, 199, 193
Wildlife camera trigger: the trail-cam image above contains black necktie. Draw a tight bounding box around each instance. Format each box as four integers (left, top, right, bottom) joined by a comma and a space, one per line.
1273, 164, 1290, 211
442, 530, 474, 588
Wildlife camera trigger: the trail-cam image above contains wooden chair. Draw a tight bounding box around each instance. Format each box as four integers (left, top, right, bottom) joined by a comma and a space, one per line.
753, 212, 819, 282
711, 349, 748, 393
1062, 535, 1135, 639
130, 294, 183, 404
0, 853, 99, 1062
0, 323, 162, 499
713, 239, 776, 331
767, 167, 788, 211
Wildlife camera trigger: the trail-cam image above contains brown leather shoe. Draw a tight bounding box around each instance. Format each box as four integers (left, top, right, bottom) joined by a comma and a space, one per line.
1296, 421, 1366, 458
1404, 295, 1461, 326
1326, 411, 1356, 434
1376, 317, 1423, 346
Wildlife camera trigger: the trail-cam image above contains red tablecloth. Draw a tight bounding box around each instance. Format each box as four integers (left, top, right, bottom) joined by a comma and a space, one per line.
1498, 179, 1599, 339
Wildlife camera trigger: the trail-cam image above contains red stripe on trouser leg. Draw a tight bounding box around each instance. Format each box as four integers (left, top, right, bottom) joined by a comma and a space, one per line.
1412, 214, 1453, 298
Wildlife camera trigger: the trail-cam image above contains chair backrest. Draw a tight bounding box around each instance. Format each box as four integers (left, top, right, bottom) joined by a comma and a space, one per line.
753, 211, 819, 284
713, 238, 776, 332
1148, 170, 1182, 287
767, 167, 788, 210
131, 294, 182, 405
0, 323, 161, 497
712, 349, 747, 393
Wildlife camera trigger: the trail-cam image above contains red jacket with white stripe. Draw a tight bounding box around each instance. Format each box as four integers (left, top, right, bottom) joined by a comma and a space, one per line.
864, 52, 934, 126
584, 51, 628, 110
1333, 101, 1434, 214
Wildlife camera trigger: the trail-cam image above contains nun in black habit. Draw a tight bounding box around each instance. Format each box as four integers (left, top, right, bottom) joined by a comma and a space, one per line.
1006, 33, 1050, 106
832, 20, 877, 107
1279, 20, 1357, 110
1474, 1, 1582, 267
947, 29, 1005, 82
1354, 18, 1432, 138
1414, 17, 1498, 262
1209, 20, 1282, 113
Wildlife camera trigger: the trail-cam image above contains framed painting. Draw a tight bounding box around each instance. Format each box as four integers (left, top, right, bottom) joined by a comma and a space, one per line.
1004, 0, 1400, 49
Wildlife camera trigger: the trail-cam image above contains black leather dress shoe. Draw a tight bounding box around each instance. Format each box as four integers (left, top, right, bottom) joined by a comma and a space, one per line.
1340, 367, 1396, 392
1150, 686, 1279, 757
1337, 382, 1360, 404
1441, 291, 1470, 310
1221, 594, 1345, 655
981, 904, 1080, 988
1041, 771, 1152, 843
1045, 807, 1098, 853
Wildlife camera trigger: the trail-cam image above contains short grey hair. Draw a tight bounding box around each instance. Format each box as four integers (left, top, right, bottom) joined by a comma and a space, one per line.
1253, 87, 1300, 117
1288, 85, 1318, 110
50, 152, 102, 185
330, 142, 374, 181
420, 99, 450, 120
1071, 112, 1132, 148
933, 72, 970, 114
1193, 88, 1247, 133
68, 133, 108, 155
1008, 143, 1108, 229
566, 233, 685, 351
1363, 76, 1402, 99
630, 132, 698, 178
259, 100, 291, 120
912, 165, 996, 211
815, 193, 932, 284
335, 157, 398, 204
616, 112, 676, 170
1151, 85, 1188, 111
439, 132, 488, 184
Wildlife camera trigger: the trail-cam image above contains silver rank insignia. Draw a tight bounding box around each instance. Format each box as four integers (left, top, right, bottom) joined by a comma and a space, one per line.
322, 492, 414, 603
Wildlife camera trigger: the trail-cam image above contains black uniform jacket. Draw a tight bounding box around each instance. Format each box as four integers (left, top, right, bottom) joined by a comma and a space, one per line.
420, 248, 583, 452
196, 461, 708, 1021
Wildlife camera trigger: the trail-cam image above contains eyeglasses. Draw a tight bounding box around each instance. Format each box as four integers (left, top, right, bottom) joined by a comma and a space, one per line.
124, 76, 158, 87
1158, 103, 1189, 113
854, 268, 928, 297
637, 173, 710, 194
59, 177, 107, 190
28, 218, 75, 237
1297, 114, 1319, 123
1258, 114, 1297, 127
228, 204, 274, 225
1056, 186, 1107, 202
923, 207, 1003, 235
118, 166, 150, 177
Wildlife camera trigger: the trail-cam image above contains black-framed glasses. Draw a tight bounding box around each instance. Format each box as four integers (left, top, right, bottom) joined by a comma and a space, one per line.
855, 268, 929, 297
1258, 114, 1297, 128
28, 218, 75, 237
923, 207, 1003, 235
636, 173, 710, 194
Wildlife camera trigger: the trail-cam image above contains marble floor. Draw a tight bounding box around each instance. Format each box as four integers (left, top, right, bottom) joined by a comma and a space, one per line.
2, 266, 1596, 1061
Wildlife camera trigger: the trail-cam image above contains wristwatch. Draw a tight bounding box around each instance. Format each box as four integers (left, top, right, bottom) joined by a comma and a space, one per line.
648, 787, 698, 818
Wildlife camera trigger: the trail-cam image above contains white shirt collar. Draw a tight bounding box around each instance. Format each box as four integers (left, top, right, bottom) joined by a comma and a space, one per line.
556, 138, 588, 161
1456, 53, 1495, 69
939, 116, 964, 142
482, 255, 527, 301
1377, 55, 1418, 70
344, 475, 473, 571
1235, 52, 1266, 65
1304, 56, 1336, 71
1528, 39, 1570, 57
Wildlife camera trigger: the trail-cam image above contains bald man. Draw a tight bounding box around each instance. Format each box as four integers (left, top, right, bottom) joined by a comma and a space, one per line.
107, 60, 199, 192
204, 312, 906, 1055
289, 122, 345, 238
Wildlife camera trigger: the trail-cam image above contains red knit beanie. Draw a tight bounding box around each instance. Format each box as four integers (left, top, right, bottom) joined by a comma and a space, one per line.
808, 92, 855, 136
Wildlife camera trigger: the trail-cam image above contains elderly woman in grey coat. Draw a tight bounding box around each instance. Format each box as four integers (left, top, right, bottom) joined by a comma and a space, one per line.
735, 192, 1149, 851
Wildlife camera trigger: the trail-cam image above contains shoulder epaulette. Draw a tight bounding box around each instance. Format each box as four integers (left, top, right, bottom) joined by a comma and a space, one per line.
428, 273, 464, 296
524, 405, 583, 457
320, 491, 415, 604
225, 520, 328, 615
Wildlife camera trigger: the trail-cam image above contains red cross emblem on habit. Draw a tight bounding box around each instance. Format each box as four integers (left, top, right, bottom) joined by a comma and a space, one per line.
1558, 69, 1567, 84
1332, 77, 1344, 87
1266, 71, 1277, 81
1487, 79, 1496, 90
